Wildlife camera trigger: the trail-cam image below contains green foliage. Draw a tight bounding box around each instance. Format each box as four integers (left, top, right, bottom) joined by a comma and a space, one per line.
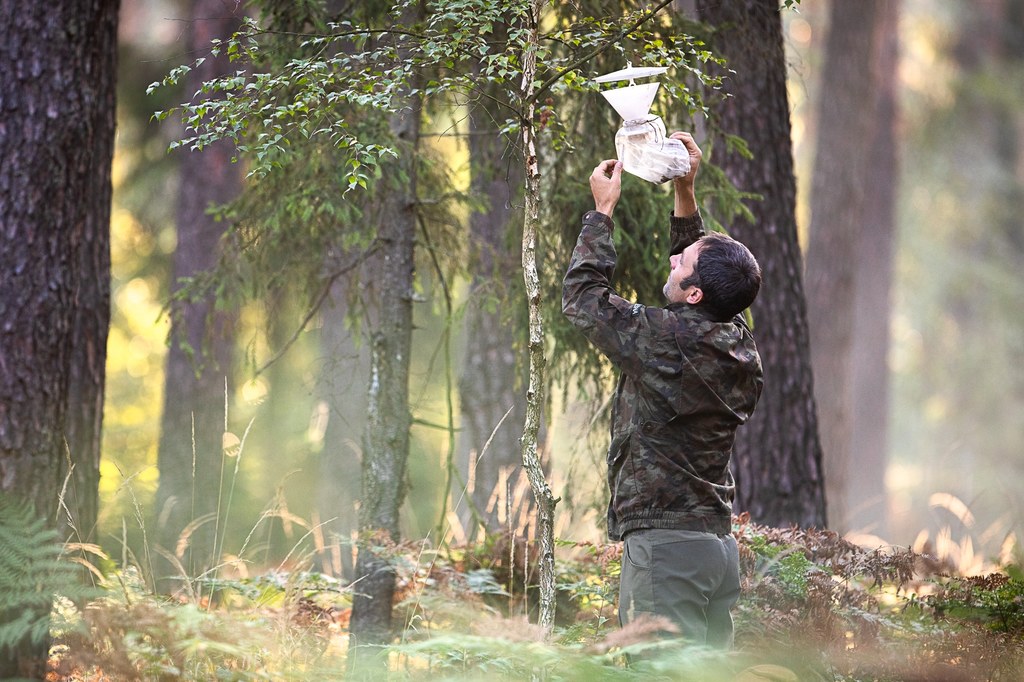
463, 568, 511, 597
697, 137, 759, 231
145, 0, 749, 401
149, 18, 401, 186
926, 569, 1024, 634
57, 565, 350, 680
147, 0, 725, 232
0, 496, 99, 654
147, 0, 727, 201
390, 631, 739, 680
45, 516, 1024, 679
745, 532, 815, 599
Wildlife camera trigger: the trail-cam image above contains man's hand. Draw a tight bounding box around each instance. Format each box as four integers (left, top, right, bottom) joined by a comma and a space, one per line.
670, 132, 703, 217
590, 159, 622, 217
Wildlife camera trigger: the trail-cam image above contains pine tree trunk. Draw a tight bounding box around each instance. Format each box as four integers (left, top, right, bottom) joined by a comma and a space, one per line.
155, 0, 241, 592
805, 0, 884, 533
695, 0, 827, 528
59, 0, 119, 545
0, 0, 119, 675
61, 241, 110, 545
849, 0, 901, 538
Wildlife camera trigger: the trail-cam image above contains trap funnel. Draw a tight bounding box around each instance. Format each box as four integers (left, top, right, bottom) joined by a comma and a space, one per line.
595, 65, 668, 122
600, 83, 661, 122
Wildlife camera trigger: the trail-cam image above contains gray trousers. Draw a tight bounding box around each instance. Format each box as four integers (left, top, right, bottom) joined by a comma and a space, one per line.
619, 528, 741, 648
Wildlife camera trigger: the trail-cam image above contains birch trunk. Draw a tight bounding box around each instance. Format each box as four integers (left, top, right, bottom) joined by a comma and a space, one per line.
518, 0, 558, 635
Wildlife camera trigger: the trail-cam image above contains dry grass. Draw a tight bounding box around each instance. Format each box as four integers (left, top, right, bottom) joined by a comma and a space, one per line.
36, 508, 1024, 680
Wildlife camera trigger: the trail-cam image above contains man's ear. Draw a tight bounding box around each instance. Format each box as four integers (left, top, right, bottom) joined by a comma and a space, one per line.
686, 287, 703, 305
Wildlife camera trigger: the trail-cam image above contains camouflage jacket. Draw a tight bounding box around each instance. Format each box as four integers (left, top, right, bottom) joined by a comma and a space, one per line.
562, 210, 763, 540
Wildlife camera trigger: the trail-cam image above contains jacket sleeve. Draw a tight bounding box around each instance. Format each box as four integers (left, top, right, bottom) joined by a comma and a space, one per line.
669, 210, 706, 255
561, 211, 652, 376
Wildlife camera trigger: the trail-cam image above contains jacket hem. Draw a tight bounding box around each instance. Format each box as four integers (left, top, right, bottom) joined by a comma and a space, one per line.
612, 512, 732, 540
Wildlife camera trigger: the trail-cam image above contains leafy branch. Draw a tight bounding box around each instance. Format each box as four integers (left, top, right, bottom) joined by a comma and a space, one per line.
149, 2, 724, 185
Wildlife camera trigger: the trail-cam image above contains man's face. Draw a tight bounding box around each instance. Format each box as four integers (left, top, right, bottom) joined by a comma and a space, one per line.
663, 241, 702, 304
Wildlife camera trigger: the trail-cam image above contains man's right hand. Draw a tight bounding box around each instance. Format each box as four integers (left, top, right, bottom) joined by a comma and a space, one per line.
670, 131, 703, 185
670, 132, 702, 217
590, 159, 623, 217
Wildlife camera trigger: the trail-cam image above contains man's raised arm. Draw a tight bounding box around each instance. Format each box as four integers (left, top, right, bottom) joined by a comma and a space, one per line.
670, 132, 706, 254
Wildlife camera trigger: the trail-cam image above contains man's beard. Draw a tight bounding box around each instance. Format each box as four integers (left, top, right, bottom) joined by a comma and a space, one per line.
665, 273, 700, 301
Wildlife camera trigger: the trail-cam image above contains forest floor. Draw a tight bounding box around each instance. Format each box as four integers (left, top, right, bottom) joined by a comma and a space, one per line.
45, 516, 1024, 681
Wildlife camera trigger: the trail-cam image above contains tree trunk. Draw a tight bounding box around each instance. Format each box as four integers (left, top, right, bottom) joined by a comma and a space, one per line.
155, 0, 241, 593
518, 0, 558, 635
457, 36, 529, 539
804, 0, 884, 534
347, 6, 423, 661
695, 0, 827, 528
849, 0, 901, 538
60, 234, 110, 546
0, 0, 119, 675
60, 0, 121, 545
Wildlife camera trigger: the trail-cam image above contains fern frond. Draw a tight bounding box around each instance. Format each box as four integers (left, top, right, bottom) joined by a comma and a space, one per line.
0, 496, 102, 652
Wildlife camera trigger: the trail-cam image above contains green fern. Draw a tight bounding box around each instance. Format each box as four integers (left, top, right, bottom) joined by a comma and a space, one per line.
0, 495, 97, 653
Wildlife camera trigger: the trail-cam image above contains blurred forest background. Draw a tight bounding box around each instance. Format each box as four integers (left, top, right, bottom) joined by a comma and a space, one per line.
4, 0, 1024, 677
96, 0, 1024, 577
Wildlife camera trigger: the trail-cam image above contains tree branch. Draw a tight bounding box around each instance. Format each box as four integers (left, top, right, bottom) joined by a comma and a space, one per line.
532, 0, 677, 104
255, 241, 381, 376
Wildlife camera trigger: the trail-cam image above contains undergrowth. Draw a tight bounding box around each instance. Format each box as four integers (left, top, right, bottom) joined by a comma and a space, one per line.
0, 496, 101, 662
17, 513, 1024, 680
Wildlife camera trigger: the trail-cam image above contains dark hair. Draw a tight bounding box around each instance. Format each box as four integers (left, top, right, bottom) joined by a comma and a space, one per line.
692, 232, 761, 321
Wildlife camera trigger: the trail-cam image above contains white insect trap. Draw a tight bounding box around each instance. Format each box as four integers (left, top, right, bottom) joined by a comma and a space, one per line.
595, 64, 690, 184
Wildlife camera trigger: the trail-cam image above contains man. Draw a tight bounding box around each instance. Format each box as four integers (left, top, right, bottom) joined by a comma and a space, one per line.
562, 132, 763, 648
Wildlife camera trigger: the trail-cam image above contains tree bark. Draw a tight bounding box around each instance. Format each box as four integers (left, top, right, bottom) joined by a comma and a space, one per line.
0, 0, 119, 675
155, 0, 241, 592
695, 0, 827, 528
849, 0, 901, 538
60, 1, 120, 545
347, 215, 417, 653
347, 5, 423, 661
805, 0, 884, 534
518, 0, 558, 635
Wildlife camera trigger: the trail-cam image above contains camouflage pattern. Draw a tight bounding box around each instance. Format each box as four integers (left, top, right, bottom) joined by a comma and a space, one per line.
562, 210, 763, 540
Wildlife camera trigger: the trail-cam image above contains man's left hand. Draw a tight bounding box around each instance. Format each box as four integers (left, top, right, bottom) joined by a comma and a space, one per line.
590, 159, 622, 217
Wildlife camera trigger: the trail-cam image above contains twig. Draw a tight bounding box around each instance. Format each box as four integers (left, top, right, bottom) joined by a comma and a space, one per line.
533, 0, 677, 104
255, 241, 381, 376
